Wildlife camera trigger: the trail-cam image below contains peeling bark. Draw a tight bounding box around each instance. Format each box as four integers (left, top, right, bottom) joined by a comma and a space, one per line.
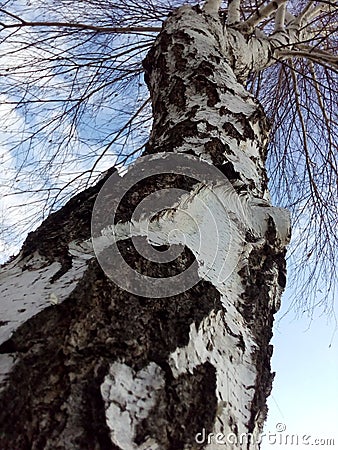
0, 4, 290, 450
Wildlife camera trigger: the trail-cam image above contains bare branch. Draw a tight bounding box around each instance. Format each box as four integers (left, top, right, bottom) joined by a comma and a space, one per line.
203, 0, 222, 14
242, 0, 288, 31
308, 61, 333, 156
227, 0, 241, 25
289, 60, 322, 204
295, 0, 337, 27
87, 97, 150, 185
277, 48, 338, 72
295, 0, 316, 24
0, 8, 25, 23
274, 3, 287, 31
0, 16, 161, 34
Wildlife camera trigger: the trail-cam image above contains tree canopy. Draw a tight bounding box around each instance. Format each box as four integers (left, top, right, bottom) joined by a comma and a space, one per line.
0, 0, 337, 312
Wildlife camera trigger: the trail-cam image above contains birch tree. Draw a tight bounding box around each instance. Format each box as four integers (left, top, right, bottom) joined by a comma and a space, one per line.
0, 0, 337, 449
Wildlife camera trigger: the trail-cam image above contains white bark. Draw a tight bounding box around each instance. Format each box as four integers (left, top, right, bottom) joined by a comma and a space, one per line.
243, 0, 288, 30
90, 5, 290, 448
203, 0, 222, 15
0, 252, 89, 389
227, 0, 241, 25
88, 157, 289, 448
274, 4, 287, 31
0, 3, 292, 449
101, 362, 165, 450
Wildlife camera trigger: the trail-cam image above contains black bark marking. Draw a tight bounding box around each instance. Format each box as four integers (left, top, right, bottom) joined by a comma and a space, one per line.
116, 238, 195, 279
114, 173, 199, 224
0, 170, 222, 448
172, 42, 188, 71
168, 76, 186, 109
204, 138, 232, 165
222, 121, 243, 143
135, 362, 217, 449
0, 249, 222, 448
238, 243, 287, 435
233, 112, 256, 141
191, 74, 220, 107
219, 105, 230, 116
219, 161, 241, 181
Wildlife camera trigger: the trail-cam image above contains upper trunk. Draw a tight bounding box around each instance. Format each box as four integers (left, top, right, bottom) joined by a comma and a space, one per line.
143, 5, 271, 200
0, 4, 290, 450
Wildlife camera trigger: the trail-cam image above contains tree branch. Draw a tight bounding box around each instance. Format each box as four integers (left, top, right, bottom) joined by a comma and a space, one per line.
0, 12, 161, 34
277, 48, 338, 73
295, 0, 315, 25
308, 61, 335, 174
274, 3, 287, 32
87, 97, 150, 186
203, 0, 222, 15
227, 0, 241, 25
242, 0, 288, 31
289, 59, 332, 213
295, 1, 336, 27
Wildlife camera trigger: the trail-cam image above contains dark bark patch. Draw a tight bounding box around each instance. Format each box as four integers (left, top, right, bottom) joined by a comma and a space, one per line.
135, 362, 217, 449
175, 30, 194, 44
265, 215, 277, 244
0, 240, 222, 449
189, 73, 220, 107
168, 77, 186, 109
143, 31, 170, 88
145, 119, 198, 154
204, 138, 232, 166
197, 60, 216, 78
114, 173, 199, 224
169, 120, 198, 148
116, 238, 195, 278
219, 106, 230, 116
238, 244, 287, 435
192, 4, 203, 14
172, 43, 187, 71
234, 112, 255, 141
186, 104, 201, 119
222, 121, 243, 142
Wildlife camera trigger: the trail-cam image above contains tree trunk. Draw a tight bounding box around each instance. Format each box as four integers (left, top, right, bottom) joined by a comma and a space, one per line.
0, 5, 290, 450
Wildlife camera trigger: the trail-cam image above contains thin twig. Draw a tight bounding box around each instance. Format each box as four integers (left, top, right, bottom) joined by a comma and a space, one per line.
0, 16, 161, 34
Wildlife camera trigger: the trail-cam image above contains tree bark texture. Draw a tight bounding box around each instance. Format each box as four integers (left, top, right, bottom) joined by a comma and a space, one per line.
0, 5, 290, 450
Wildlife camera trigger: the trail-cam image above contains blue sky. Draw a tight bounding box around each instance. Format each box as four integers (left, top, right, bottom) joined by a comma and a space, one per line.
262, 287, 338, 449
